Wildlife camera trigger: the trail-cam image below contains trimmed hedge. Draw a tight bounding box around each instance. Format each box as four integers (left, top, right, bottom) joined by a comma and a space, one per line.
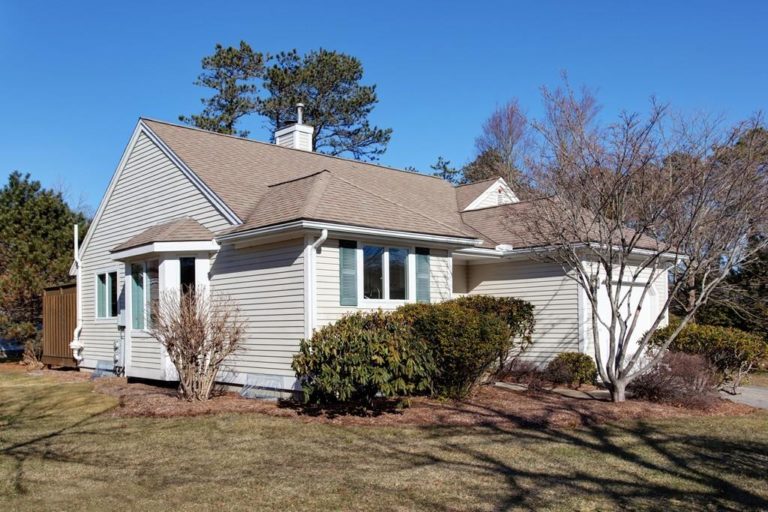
293, 295, 536, 405
397, 302, 512, 399
292, 311, 435, 405
449, 295, 536, 355
649, 321, 767, 391
545, 352, 597, 388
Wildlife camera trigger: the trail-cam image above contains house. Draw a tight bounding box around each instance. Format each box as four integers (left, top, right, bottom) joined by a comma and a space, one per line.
69, 113, 669, 390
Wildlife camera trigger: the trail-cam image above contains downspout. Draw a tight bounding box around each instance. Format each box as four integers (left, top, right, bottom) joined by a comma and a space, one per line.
312, 229, 329, 252
69, 224, 84, 362
306, 229, 328, 338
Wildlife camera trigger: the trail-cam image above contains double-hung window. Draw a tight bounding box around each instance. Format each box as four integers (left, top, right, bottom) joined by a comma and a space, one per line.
130, 260, 159, 330
96, 271, 119, 318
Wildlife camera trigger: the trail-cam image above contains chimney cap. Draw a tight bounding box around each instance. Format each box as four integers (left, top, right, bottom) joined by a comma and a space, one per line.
296, 103, 305, 125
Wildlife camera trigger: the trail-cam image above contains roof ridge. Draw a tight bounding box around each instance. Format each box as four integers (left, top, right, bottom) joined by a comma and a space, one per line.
331, 173, 475, 238
302, 171, 333, 219
140, 117, 448, 183
267, 170, 330, 188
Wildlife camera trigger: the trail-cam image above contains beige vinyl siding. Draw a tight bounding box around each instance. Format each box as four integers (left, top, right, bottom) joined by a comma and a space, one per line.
430, 250, 452, 302
466, 260, 579, 365
129, 331, 162, 371
79, 132, 231, 372
316, 239, 351, 328
315, 240, 454, 328
452, 263, 469, 296
210, 239, 305, 377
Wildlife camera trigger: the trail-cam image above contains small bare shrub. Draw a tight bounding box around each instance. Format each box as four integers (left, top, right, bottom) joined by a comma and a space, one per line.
498, 359, 541, 384
150, 288, 246, 401
22, 338, 44, 369
628, 352, 719, 409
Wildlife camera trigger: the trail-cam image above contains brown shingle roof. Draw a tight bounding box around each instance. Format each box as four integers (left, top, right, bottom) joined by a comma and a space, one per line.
110, 217, 214, 252
226, 170, 476, 237
140, 119, 663, 252
461, 199, 663, 251
455, 177, 499, 211
142, 119, 475, 239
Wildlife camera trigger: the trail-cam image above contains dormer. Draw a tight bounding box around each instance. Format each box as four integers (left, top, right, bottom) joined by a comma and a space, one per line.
456, 177, 519, 212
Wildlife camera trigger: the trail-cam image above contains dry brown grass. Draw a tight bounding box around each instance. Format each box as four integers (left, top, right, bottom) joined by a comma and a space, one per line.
2, 366, 767, 511
749, 370, 768, 388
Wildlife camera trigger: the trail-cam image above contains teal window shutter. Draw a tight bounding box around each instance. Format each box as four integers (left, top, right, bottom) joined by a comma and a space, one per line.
97, 274, 106, 317
131, 264, 145, 329
339, 240, 358, 306
415, 248, 431, 303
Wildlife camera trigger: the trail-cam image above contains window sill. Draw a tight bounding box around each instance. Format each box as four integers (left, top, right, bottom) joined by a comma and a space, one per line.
359, 299, 412, 309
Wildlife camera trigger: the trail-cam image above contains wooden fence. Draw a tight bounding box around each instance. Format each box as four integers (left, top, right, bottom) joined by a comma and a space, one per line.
42, 283, 77, 367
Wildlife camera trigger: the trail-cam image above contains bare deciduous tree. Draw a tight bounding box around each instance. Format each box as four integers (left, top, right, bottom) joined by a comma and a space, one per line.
520, 82, 768, 402
150, 287, 246, 401
467, 100, 532, 195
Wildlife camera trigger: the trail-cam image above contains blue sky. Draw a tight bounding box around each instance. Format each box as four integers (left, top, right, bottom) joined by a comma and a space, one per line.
1, 0, 766, 213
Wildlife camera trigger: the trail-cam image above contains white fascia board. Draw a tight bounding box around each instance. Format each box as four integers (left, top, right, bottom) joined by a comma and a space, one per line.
69, 120, 241, 276
454, 247, 504, 258
490, 243, 682, 263
110, 241, 220, 261
463, 178, 519, 212
456, 243, 681, 263
217, 220, 484, 248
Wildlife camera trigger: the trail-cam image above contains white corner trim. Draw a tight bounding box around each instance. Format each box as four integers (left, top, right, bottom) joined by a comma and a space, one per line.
303, 235, 314, 340
110, 241, 220, 261
69, 120, 241, 276
463, 178, 519, 212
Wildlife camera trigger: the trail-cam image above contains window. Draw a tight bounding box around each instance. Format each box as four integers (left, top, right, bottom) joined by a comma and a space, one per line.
130, 264, 144, 329
362, 245, 409, 301
389, 248, 408, 300
96, 271, 118, 318
363, 246, 384, 299
180, 257, 196, 297
130, 260, 159, 330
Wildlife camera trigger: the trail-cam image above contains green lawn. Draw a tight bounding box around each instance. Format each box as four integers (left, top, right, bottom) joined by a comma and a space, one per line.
1, 371, 767, 511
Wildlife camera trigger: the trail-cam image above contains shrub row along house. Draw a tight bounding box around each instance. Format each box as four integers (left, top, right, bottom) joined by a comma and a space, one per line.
69, 112, 669, 390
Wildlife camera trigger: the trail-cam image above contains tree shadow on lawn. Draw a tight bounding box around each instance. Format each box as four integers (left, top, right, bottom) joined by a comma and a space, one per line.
277, 397, 405, 418
0, 382, 122, 496
345, 398, 768, 511
2, 377, 767, 510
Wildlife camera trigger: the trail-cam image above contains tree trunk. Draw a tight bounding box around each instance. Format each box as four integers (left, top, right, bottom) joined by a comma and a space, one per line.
610, 380, 627, 402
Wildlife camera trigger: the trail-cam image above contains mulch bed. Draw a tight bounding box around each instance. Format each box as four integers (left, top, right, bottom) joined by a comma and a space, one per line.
2, 363, 755, 428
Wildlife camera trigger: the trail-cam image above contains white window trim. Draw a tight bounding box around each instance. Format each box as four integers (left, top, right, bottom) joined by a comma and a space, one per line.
94, 268, 119, 322
357, 244, 415, 307
127, 254, 209, 332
